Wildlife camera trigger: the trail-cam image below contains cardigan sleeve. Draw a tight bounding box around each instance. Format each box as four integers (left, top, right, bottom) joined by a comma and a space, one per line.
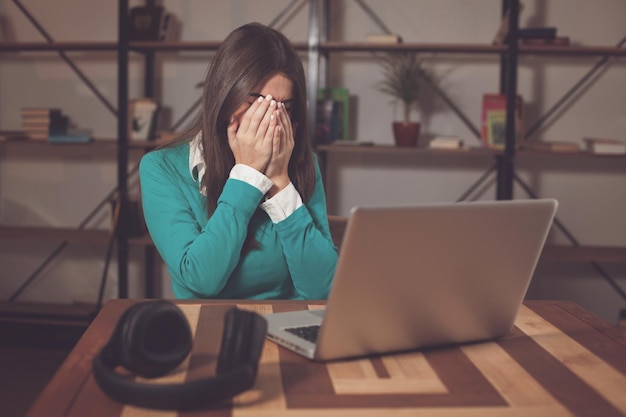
272, 157, 338, 299
139, 150, 263, 297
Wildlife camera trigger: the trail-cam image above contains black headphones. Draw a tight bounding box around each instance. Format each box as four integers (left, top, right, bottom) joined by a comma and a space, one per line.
92, 300, 267, 410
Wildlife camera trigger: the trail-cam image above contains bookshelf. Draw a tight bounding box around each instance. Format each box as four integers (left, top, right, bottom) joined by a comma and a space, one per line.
311, 0, 626, 314
0, 0, 624, 312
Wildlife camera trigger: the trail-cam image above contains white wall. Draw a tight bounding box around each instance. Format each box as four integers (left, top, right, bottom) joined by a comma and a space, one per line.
1, 1, 624, 322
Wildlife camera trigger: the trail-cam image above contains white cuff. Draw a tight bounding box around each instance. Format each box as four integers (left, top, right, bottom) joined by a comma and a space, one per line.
229, 164, 273, 195
260, 182, 303, 223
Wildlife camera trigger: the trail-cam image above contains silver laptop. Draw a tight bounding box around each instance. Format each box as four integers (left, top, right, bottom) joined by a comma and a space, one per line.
265, 199, 558, 361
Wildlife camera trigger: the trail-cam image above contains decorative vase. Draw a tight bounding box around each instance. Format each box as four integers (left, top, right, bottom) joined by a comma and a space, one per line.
392, 122, 420, 147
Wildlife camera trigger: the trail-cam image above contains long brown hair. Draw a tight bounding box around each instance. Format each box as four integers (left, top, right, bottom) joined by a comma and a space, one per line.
178, 22, 315, 216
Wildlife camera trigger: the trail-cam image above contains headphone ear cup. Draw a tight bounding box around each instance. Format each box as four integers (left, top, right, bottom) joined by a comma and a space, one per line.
116, 300, 192, 378
216, 307, 267, 376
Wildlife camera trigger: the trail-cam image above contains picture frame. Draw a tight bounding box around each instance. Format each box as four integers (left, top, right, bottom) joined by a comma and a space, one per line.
128, 98, 159, 141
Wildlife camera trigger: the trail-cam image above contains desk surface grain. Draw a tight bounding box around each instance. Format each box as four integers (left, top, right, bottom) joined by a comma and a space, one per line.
25, 300, 626, 417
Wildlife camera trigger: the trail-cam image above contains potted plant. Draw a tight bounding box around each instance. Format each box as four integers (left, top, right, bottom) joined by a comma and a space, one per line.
376, 51, 426, 147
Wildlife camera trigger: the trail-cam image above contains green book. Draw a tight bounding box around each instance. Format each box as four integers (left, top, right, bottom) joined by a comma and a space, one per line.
317, 88, 349, 142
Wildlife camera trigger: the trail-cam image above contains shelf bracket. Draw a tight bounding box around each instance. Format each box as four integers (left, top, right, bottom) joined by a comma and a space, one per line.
525, 35, 626, 140
11, 0, 118, 117
514, 174, 626, 303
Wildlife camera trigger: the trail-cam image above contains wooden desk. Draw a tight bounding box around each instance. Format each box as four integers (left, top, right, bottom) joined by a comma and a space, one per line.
26, 300, 626, 417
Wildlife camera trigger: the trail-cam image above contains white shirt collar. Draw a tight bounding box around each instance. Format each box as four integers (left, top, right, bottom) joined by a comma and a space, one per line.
189, 132, 206, 195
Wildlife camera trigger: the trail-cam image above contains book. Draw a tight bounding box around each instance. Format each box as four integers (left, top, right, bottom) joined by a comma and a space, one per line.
518, 27, 557, 39
128, 6, 165, 41
22, 115, 68, 131
315, 99, 341, 145
521, 36, 570, 46
20, 108, 68, 140
428, 136, 464, 150
20, 107, 63, 119
48, 131, 92, 144
317, 87, 350, 142
481, 93, 524, 149
523, 141, 580, 153
366, 33, 402, 44
584, 137, 626, 155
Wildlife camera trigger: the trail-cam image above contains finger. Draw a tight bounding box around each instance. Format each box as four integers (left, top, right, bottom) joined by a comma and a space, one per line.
227, 116, 239, 147
238, 95, 265, 134
262, 108, 278, 149
272, 123, 282, 156
256, 98, 277, 141
277, 103, 294, 146
276, 102, 293, 135
247, 95, 274, 137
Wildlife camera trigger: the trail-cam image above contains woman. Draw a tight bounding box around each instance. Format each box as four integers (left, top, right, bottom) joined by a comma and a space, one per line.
139, 22, 338, 300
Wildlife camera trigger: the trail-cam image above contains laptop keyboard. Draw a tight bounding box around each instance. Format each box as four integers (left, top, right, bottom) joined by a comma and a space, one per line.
284, 325, 320, 343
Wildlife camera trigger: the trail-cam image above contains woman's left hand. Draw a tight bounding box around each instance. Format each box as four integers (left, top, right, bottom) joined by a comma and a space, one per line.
264, 102, 294, 196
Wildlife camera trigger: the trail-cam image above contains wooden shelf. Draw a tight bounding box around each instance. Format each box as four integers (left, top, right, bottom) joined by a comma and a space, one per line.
542, 245, 626, 264
0, 40, 309, 54
319, 42, 626, 57
0, 301, 96, 325
2, 41, 622, 57
0, 302, 94, 348
517, 148, 626, 160
316, 144, 498, 157
0, 225, 112, 244
0, 225, 154, 246
0, 41, 118, 52
0, 136, 162, 150
320, 42, 506, 54
519, 45, 626, 57
129, 41, 222, 52
316, 144, 626, 160
128, 41, 308, 52
1, 136, 115, 148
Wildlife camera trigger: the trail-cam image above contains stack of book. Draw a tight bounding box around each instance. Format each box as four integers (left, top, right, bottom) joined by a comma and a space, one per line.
428, 136, 464, 150
20, 107, 68, 140
519, 27, 570, 46
20, 107, 92, 143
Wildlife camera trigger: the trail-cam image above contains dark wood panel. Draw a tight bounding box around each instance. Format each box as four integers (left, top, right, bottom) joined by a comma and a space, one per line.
542, 245, 626, 263
0, 42, 118, 52
0, 226, 111, 244
0, 226, 154, 246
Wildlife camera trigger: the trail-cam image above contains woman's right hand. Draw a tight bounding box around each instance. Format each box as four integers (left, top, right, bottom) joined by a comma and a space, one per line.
227, 94, 280, 173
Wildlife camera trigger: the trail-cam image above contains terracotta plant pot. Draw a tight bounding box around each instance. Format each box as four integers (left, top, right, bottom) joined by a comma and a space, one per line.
392, 122, 421, 147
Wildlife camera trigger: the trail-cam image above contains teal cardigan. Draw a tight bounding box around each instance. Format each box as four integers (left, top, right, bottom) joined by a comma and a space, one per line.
139, 142, 337, 299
